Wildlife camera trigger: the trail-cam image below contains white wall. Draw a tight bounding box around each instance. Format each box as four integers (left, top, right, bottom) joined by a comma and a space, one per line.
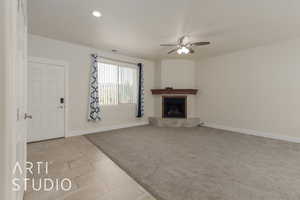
28, 34, 155, 135
197, 38, 300, 139
160, 59, 196, 88
0, 1, 6, 197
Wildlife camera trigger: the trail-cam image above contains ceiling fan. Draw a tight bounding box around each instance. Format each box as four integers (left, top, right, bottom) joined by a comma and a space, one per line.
160, 36, 210, 55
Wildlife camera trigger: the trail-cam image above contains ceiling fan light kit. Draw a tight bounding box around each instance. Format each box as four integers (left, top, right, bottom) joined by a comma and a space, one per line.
177, 46, 190, 54
160, 36, 210, 55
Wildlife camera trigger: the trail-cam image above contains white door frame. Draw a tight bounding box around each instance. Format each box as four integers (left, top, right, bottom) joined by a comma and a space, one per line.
28, 57, 69, 138
2, 0, 28, 199
2, 0, 18, 198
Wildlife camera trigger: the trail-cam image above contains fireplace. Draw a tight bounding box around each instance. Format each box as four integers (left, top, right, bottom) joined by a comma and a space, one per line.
162, 96, 187, 118
149, 89, 200, 127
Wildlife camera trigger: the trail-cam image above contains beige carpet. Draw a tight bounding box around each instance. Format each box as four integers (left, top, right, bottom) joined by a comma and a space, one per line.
86, 125, 300, 200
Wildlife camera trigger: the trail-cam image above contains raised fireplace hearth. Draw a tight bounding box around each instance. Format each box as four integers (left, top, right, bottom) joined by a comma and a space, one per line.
163, 96, 186, 118
149, 117, 200, 128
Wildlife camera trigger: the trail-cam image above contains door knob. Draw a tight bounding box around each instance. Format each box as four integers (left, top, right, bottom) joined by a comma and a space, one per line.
24, 113, 33, 120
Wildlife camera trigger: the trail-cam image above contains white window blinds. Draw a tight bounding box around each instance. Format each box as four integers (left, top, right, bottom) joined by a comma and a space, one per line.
98, 61, 138, 105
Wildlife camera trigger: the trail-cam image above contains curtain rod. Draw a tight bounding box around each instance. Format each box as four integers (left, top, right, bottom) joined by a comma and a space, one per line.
99, 56, 139, 66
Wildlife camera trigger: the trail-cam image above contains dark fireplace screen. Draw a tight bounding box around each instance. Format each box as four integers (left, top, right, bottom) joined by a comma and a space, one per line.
163, 96, 187, 118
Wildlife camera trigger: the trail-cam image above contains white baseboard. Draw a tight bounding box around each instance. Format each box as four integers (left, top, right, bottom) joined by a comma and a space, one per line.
203, 122, 300, 143
68, 121, 149, 137
68, 121, 300, 143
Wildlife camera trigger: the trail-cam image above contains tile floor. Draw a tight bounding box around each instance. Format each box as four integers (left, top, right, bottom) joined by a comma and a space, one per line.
24, 136, 156, 200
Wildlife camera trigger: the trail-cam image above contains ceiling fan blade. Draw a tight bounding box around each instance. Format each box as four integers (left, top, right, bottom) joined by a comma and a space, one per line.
160, 44, 177, 46
191, 42, 210, 46
168, 48, 178, 54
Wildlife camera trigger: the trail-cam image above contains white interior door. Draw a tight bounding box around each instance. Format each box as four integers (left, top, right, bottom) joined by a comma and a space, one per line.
15, 0, 28, 199
28, 60, 65, 142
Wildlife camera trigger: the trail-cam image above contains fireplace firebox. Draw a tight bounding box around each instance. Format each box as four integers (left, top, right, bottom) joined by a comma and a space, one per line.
162, 96, 187, 118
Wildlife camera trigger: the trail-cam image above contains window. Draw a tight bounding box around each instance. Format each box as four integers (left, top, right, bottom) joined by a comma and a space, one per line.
98, 61, 137, 105
98, 62, 118, 105
118, 66, 138, 104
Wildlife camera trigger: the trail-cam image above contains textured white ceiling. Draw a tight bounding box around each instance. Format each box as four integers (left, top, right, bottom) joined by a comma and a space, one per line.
28, 0, 300, 60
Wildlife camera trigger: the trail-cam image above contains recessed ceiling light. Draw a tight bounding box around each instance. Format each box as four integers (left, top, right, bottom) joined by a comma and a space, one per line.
92, 10, 102, 18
